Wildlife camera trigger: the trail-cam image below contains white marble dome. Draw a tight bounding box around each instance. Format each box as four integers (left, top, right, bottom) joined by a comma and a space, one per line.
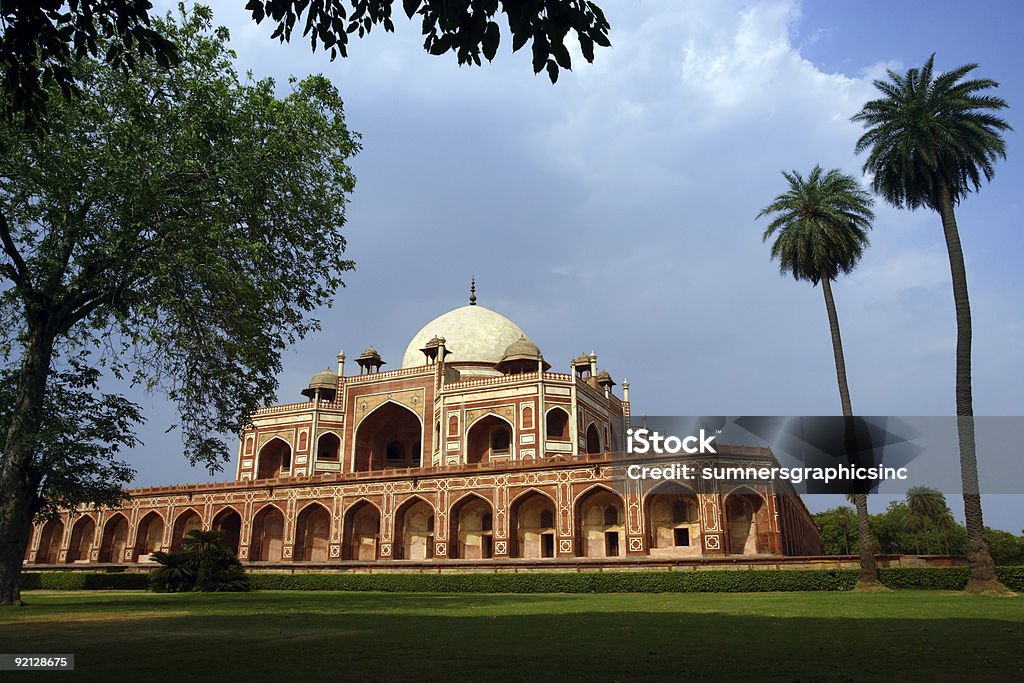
402, 305, 535, 369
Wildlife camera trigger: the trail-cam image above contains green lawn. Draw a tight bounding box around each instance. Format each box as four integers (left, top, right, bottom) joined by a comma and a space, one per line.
1, 590, 1022, 681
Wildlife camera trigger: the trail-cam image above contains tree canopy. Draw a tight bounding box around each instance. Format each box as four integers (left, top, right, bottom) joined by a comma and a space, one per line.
852, 55, 1011, 211
1, 0, 612, 124
0, 6, 359, 603
758, 166, 874, 286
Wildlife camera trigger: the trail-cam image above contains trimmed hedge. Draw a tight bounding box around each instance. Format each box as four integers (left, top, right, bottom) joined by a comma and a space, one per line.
21, 566, 1024, 593
20, 572, 150, 591
251, 569, 855, 594
252, 567, 1024, 593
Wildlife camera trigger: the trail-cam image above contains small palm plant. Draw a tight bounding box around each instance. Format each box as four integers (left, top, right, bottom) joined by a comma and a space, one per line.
150, 530, 250, 593
759, 166, 881, 589
149, 551, 196, 593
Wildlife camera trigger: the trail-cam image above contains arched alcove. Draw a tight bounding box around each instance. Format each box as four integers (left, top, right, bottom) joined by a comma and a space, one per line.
294, 503, 331, 561
98, 514, 130, 563
342, 501, 380, 560
509, 490, 557, 559
574, 486, 624, 557
466, 415, 513, 464
448, 494, 493, 559
354, 403, 422, 471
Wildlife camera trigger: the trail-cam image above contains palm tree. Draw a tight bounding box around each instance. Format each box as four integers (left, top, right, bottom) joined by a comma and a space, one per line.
758, 166, 882, 589
906, 486, 948, 522
181, 529, 228, 558
907, 486, 953, 556
852, 55, 1012, 593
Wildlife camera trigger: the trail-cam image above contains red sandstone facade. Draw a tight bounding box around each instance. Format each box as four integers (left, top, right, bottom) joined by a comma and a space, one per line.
23, 300, 821, 567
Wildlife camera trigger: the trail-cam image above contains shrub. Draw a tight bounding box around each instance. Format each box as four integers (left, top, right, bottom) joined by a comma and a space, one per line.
149, 530, 251, 593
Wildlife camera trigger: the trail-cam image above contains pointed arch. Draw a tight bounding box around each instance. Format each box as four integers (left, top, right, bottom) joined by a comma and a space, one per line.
35, 518, 64, 564
574, 484, 624, 558
645, 481, 701, 556
294, 502, 332, 561
250, 503, 286, 562
170, 508, 203, 551
724, 486, 769, 555
212, 506, 242, 556
342, 498, 381, 560
466, 413, 514, 464
545, 406, 570, 441
393, 495, 436, 560
66, 514, 96, 563
256, 436, 293, 479
134, 511, 165, 558
353, 401, 422, 471
315, 431, 342, 461
509, 488, 558, 559
585, 422, 602, 454
448, 492, 493, 559
98, 513, 130, 563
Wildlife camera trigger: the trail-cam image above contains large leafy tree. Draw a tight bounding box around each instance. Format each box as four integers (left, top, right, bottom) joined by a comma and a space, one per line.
758, 165, 883, 589
852, 55, 1012, 594
0, 6, 359, 605
1, 0, 611, 123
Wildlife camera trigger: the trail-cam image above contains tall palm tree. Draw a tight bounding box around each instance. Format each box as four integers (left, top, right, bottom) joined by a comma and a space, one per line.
758, 166, 882, 589
852, 55, 1012, 593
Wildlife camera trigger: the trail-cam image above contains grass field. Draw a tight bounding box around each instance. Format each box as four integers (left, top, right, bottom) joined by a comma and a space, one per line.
1, 590, 1022, 681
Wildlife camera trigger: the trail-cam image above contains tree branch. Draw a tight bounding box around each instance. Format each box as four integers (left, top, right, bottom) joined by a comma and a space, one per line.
0, 209, 28, 286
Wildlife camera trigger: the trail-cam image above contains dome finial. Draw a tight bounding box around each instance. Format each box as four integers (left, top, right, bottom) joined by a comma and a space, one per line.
469, 276, 477, 306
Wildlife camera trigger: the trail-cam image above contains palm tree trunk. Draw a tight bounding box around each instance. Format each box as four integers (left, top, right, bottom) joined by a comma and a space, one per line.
821, 278, 880, 587
937, 185, 1003, 592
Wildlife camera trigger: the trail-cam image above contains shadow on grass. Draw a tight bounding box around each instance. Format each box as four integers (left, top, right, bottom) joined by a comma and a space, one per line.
2, 595, 1022, 681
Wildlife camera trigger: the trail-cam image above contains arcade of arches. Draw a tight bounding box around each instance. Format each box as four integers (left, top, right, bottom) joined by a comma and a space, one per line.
25, 479, 814, 565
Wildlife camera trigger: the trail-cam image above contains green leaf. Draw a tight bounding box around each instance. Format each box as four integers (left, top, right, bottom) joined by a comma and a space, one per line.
482, 22, 499, 61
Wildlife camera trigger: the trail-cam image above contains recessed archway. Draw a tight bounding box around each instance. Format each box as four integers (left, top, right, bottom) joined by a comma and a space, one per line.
134, 511, 164, 558
575, 486, 624, 557
170, 509, 203, 551
35, 518, 64, 564
353, 402, 422, 471
393, 497, 435, 560
509, 490, 557, 559
646, 482, 701, 557
448, 494, 493, 559
342, 500, 380, 560
212, 508, 242, 556
585, 423, 601, 454
725, 488, 768, 555
250, 505, 285, 562
65, 515, 96, 563
98, 514, 130, 563
316, 432, 341, 461
257, 438, 293, 479
545, 407, 570, 441
466, 414, 513, 464
294, 503, 331, 561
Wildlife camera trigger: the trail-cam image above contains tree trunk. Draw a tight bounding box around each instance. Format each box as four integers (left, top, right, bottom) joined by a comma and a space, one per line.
937, 185, 1004, 593
821, 278, 880, 588
0, 324, 54, 606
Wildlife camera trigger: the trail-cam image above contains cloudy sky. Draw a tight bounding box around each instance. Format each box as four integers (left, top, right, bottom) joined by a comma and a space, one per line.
133, 0, 1024, 530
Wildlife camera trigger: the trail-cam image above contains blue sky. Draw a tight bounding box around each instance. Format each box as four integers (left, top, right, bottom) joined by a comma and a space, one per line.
129, 0, 1024, 531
